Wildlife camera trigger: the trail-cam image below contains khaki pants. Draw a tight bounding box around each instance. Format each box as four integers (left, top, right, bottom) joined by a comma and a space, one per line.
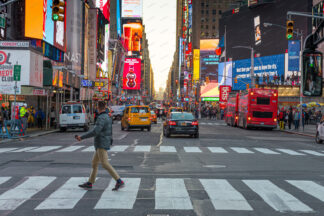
279, 121, 285, 130
88, 148, 120, 184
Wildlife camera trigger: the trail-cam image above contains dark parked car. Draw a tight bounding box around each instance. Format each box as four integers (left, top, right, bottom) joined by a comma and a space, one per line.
163, 112, 199, 138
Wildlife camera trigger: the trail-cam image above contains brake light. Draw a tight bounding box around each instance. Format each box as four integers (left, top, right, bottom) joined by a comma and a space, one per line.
250, 92, 254, 96
248, 117, 251, 121
274, 118, 277, 122
150, 117, 153, 120
235, 116, 238, 120
191, 121, 198, 126
168, 121, 176, 126
274, 93, 277, 97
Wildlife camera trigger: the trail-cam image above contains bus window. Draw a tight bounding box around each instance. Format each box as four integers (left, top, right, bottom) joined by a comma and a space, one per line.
303, 50, 323, 96
257, 97, 270, 105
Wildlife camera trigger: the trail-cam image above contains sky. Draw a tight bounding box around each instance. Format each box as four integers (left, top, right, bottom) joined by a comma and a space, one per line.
143, 0, 177, 92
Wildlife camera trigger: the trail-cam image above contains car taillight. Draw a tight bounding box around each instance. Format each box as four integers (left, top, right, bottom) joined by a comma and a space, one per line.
274, 118, 277, 122
169, 121, 176, 126
235, 116, 238, 120
191, 121, 198, 126
150, 117, 153, 120
248, 117, 251, 121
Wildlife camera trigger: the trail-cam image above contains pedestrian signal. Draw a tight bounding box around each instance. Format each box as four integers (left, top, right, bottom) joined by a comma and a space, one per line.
286, 20, 294, 40
52, 0, 65, 21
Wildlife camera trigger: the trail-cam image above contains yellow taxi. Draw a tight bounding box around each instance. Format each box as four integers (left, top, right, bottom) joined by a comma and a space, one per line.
168, 107, 183, 113
150, 110, 157, 124
121, 105, 151, 131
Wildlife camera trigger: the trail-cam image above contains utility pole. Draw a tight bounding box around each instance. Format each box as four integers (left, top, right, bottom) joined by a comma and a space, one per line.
299, 30, 303, 131
251, 47, 255, 88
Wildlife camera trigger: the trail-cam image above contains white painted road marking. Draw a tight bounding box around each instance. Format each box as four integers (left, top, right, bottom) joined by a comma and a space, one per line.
110, 145, 129, 152
134, 145, 151, 152
300, 150, 324, 156
82, 146, 95, 152
0, 176, 56, 210
36, 177, 88, 209
57, 146, 85, 152
276, 149, 305, 156
160, 146, 177, 153
184, 147, 202, 153
208, 147, 228, 153
254, 148, 280, 155
287, 180, 324, 202
231, 147, 254, 154
27, 146, 62, 152
200, 179, 252, 211
243, 180, 313, 213
0, 177, 11, 185
11, 146, 39, 152
95, 178, 140, 209
0, 148, 17, 153
155, 178, 193, 210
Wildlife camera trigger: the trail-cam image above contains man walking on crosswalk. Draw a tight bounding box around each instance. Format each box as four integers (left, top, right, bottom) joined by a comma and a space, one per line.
75, 101, 125, 191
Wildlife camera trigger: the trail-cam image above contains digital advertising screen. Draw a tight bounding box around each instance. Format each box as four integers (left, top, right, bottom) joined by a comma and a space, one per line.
200, 39, 219, 82
218, 62, 232, 86
122, 58, 141, 90
123, 23, 142, 52
122, 0, 143, 18
200, 81, 219, 98
25, 0, 43, 39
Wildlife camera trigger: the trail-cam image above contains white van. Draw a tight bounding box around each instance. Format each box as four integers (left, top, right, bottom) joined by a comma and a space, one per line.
59, 102, 90, 132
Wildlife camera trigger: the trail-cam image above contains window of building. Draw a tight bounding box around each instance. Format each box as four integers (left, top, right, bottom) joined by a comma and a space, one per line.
206, 18, 209, 22
201, 2, 204, 7
213, 18, 216, 22
219, 10, 222, 14
201, 25, 204, 29
212, 9, 216, 15
212, 25, 216, 30
206, 32, 209, 36
201, 18, 205, 23
201, 32, 205, 37
201, 10, 204, 14
206, 10, 209, 15
206, 25, 209, 29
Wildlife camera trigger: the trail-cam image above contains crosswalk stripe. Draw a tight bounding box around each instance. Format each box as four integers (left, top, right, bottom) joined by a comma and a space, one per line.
243, 180, 313, 212
11, 147, 39, 152
287, 180, 324, 202
208, 147, 228, 153
95, 178, 140, 209
0, 176, 56, 210
57, 146, 85, 152
254, 148, 280, 155
0, 148, 18, 153
110, 145, 129, 152
155, 178, 193, 210
200, 179, 252, 211
134, 145, 151, 152
299, 150, 324, 156
27, 146, 62, 152
184, 147, 202, 153
0, 177, 11, 185
231, 147, 254, 154
35, 177, 88, 210
160, 146, 177, 153
82, 146, 95, 152
276, 149, 305, 156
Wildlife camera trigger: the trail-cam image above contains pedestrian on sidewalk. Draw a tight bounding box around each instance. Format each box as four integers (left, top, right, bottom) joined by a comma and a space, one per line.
288, 108, 293, 130
20, 105, 28, 132
35, 108, 45, 129
293, 109, 300, 130
50, 107, 56, 128
75, 101, 125, 191
278, 108, 285, 130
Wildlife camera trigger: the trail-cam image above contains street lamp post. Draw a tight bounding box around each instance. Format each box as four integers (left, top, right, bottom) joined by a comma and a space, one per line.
232, 46, 255, 88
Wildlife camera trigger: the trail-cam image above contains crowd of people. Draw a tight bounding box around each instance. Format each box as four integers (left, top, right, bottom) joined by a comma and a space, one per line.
278, 106, 322, 131
254, 73, 300, 86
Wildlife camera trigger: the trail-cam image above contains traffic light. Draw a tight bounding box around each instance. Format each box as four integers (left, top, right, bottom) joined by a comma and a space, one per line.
52, 0, 65, 22
206, 76, 210, 84
234, 77, 238, 83
246, 84, 249, 89
286, 20, 294, 40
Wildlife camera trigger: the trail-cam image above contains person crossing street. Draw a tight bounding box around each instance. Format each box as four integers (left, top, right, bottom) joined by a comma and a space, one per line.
75, 101, 125, 191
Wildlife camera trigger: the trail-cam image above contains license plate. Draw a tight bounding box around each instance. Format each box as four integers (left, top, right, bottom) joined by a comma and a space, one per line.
260, 122, 264, 125
181, 123, 186, 126
73, 116, 80, 120
141, 118, 147, 121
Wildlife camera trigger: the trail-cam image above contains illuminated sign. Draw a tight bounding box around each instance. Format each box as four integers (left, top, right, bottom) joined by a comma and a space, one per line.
25, 0, 43, 39
122, 58, 141, 90
193, 49, 200, 81
202, 97, 219, 101
219, 85, 232, 103
123, 23, 142, 52
122, 0, 143, 18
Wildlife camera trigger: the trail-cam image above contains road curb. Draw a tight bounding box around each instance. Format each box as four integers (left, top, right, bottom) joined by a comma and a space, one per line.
0, 129, 59, 144
279, 130, 315, 138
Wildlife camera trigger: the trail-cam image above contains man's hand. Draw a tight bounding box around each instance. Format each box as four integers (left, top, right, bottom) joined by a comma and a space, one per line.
75, 135, 82, 141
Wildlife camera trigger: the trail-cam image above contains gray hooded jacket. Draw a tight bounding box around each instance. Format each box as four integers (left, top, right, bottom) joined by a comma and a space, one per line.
81, 112, 112, 150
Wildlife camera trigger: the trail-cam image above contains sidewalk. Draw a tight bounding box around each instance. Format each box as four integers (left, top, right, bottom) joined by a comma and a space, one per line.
0, 127, 59, 144
278, 124, 316, 138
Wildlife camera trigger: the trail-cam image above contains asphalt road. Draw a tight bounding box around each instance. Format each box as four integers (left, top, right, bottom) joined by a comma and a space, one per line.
0, 119, 324, 216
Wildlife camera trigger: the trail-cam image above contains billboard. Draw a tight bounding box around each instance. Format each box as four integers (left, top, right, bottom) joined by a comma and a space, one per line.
218, 62, 232, 86
288, 40, 300, 71
193, 49, 200, 81
200, 81, 219, 98
122, 58, 141, 90
96, 0, 111, 21
25, 0, 43, 39
232, 54, 285, 90
122, 0, 143, 18
123, 23, 142, 52
116, 0, 122, 36
65, 0, 82, 74
88, 9, 98, 81
219, 85, 231, 103
200, 39, 219, 82
43, 0, 54, 45
254, 16, 261, 46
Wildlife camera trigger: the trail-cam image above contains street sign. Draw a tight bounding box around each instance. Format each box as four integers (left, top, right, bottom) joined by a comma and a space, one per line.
13, 65, 21, 81
0, 16, 5, 28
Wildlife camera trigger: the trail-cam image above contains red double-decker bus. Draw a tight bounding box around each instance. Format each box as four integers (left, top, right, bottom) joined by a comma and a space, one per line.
225, 93, 239, 126
237, 88, 278, 129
